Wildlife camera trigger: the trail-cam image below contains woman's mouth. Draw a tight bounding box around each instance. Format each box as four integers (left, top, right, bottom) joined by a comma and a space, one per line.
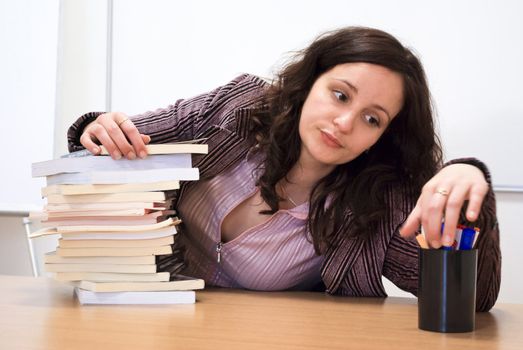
320, 129, 343, 148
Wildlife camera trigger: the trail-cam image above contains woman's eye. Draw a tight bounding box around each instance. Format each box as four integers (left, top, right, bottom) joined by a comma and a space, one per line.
364, 114, 380, 127
333, 90, 348, 102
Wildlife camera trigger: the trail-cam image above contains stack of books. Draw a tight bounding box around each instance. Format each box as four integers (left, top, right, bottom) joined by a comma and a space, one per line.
30, 143, 207, 305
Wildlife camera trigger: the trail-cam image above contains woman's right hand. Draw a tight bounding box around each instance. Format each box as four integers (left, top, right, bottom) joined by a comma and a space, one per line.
80, 112, 151, 160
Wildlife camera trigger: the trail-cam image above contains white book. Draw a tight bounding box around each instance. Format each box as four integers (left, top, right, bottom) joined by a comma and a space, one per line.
46, 167, 199, 185
94, 143, 208, 155
41, 180, 180, 196
44, 263, 157, 273
58, 235, 175, 248
44, 252, 156, 264
45, 201, 168, 211
60, 226, 177, 240
56, 245, 172, 257
73, 277, 205, 292
29, 218, 179, 237
74, 288, 196, 305
45, 192, 167, 204
32, 154, 192, 177
56, 271, 170, 282
34, 208, 153, 219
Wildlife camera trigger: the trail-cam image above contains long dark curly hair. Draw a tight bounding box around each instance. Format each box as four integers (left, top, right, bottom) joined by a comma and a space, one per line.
251, 26, 443, 254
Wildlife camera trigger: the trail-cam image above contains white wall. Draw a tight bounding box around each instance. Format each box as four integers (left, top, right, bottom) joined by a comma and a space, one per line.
110, 0, 523, 188
0, 0, 58, 212
1, 0, 521, 304
107, 0, 523, 303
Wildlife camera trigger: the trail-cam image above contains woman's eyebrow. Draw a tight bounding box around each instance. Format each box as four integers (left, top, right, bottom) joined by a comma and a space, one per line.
335, 78, 358, 93
335, 78, 392, 122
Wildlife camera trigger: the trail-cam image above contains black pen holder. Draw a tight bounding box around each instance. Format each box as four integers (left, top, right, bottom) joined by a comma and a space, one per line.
418, 248, 478, 333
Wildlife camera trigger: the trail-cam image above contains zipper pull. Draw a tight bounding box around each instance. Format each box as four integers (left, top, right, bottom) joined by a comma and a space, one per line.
216, 242, 223, 263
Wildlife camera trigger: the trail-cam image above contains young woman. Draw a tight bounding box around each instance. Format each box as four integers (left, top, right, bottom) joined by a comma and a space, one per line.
68, 27, 500, 311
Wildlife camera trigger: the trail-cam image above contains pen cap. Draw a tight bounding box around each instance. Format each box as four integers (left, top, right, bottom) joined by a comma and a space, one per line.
418, 248, 478, 333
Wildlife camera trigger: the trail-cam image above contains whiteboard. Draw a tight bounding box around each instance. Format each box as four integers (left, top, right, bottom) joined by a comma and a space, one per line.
0, 0, 58, 211
111, 0, 523, 188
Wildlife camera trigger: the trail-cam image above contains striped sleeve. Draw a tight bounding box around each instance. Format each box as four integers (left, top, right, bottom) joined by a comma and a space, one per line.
66, 74, 268, 152
67, 111, 105, 152
125, 74, 266, 144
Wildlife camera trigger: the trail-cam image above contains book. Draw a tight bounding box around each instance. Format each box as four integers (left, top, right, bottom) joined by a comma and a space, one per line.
57, 217, 179, 232
56, 245, 173, 257
41, 180, 180, 196
72, 276, 205, 292
70, 143, 209, 156
57, 235, 175, 248
45, 263, 158, 273
60, 226, 177, 240
33, 208, 157, 219
32, 154, 193, 177
41, 210, 175, 227
55, 271, 170, 282
29, 216, 179, 238
46, 167, 200, 185
45, 192, 167, 204
45, 201, 169, 211
74, 288, 196, 305
44, 251, 156, 264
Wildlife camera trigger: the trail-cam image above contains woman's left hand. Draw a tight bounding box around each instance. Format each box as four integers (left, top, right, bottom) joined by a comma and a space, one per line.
400, 164, 489, 248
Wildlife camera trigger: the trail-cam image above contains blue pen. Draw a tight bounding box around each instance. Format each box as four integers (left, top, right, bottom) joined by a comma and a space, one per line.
458, 228, 476, 250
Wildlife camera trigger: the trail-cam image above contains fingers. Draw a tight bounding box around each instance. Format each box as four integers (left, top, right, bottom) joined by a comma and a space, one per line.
87, 122, 124, 160
399, 201, 421, 238
79, 131, 101, 155
440, 186, 467, 247
404, 164, 489, 249
465, 182, 488, 221
417, 183, 450, 248
80, 112, 150, 159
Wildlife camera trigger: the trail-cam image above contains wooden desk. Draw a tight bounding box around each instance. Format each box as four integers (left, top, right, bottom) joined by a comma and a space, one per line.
1, 275, 521, 350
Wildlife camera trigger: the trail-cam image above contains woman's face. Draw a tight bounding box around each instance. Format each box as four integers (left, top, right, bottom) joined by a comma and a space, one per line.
298, 62, 404, 169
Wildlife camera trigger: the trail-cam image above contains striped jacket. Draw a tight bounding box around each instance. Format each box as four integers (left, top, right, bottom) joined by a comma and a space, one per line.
68, 74, 501, 311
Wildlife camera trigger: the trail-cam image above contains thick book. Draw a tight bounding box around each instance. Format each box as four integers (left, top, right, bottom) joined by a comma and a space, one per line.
34, 208, 158, 219
32, 154, 192, 177
41, 180, 180, 196
45, 263, 157, 273
29, 218, 179, 237
74, 288, 196, 305
44, 251, 156, 264
72, 276, 205, 292
60, 226, 177, 240
56, 245, 173, 257
70, 143, 208, 157
45, 192, 167, 204
46, 167, 200, 185
45, 201, 169, 211
56, 271, 170, 282
57, 235, 175, 248
41, 210, 175, 227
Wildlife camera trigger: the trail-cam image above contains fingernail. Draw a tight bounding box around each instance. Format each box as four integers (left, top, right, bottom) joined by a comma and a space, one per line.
114, 151, 122, 160
127, 151, 136, 160
442, 236, 453, 246
468, 210, 476, 220
92, 146, 99, 154
431, 240, 442, 249
139, 151, 147, 159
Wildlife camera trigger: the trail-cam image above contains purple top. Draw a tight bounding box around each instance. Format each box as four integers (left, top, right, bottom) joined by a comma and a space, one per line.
178, 153, 323, 290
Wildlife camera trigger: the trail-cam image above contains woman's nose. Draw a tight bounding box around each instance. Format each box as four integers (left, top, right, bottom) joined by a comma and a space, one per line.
333, 112, 355, 133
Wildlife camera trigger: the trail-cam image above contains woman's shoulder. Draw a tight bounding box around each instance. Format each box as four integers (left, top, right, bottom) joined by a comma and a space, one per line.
230, 73, 271, 88
202, 73, 270, 113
